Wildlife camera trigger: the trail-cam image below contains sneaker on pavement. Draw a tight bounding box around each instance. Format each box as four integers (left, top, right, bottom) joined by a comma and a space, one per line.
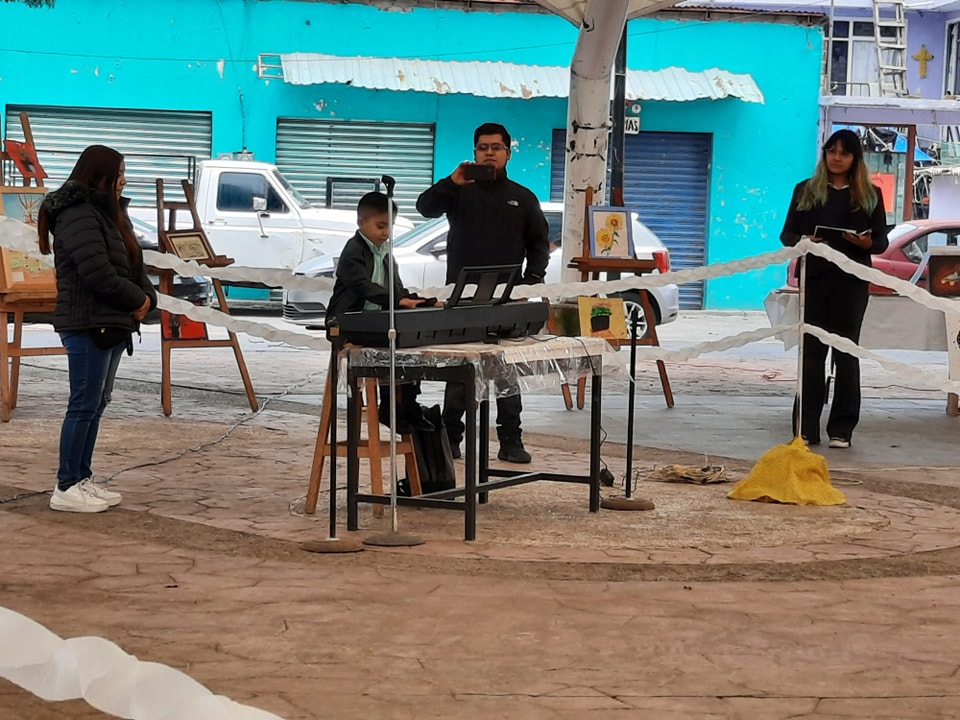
497, 441, 532, 464
50, 483, 110, 513
828, 437, 851, 449
80, 477, 122, 507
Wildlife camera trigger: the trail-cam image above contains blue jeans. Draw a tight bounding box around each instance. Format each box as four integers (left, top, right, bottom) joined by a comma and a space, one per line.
57, 331, 126, 491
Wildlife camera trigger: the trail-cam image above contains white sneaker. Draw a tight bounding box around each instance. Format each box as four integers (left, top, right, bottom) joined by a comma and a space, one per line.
79, 477, 122, 507
50, 483, 110, 513
828, 437, 851, 449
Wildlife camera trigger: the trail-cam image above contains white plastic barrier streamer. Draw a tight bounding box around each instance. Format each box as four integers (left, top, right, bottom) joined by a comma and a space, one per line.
3, 216, 960, 394
0, 606, 285, 720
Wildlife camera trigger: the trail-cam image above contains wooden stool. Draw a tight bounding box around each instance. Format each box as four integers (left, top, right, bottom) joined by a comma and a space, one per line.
304, 366, 421, 516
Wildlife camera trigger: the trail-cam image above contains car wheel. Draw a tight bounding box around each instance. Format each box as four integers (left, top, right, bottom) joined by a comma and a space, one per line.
613, 291, 660, 340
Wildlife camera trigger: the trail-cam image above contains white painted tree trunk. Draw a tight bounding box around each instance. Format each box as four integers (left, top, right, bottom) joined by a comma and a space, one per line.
559, 0, 629, 283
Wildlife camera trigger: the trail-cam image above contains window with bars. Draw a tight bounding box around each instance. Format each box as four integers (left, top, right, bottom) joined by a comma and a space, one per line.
827, 19, 900, 97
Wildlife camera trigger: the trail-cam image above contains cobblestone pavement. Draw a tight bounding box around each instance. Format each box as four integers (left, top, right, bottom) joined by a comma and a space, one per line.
2, 311, 959, 719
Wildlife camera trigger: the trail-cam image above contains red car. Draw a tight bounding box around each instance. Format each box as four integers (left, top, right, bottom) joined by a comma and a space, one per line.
785, 219, 960, 294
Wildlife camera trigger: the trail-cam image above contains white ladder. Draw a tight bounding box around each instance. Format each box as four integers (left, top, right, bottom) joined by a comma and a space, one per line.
873, 0, 908, 96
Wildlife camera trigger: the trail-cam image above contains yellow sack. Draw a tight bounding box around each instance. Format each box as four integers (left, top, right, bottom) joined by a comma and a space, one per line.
727, 436, 846, 506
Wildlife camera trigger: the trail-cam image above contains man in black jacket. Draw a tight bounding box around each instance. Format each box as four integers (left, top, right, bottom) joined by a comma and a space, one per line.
416, 122, 550, 464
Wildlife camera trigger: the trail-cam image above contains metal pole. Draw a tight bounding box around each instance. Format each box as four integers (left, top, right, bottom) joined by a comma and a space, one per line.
362, 177, 425, 548
610, 27, 627, 201
797, 252, 807, 440
624, 307, 638, 497
382, 174, 400, 533
905, 125, 916, 222
329, 348, 338, 539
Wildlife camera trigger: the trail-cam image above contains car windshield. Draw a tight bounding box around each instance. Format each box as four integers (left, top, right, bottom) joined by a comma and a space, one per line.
887, 223, 919, 243
394, 217, 447, 248
271, 170, 313, 210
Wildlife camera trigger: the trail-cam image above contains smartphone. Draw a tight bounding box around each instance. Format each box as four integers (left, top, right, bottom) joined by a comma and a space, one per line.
463, 163, 496, 182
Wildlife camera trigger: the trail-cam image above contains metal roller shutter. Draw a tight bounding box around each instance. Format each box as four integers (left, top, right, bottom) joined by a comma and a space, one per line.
4, 105, 212, 207
551, 129, 711, 309
275, 119, 435, 218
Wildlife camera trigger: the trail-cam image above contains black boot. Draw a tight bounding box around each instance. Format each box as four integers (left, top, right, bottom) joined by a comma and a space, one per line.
449, 439, 462, 460
497, 430, 531, 464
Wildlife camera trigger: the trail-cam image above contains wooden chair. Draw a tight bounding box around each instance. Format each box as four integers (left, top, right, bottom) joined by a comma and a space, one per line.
0, 290, 64, 422
305, 355, 421, 517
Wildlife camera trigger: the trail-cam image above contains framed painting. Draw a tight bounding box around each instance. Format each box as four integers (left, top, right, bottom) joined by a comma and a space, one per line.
166, 230, 214, 261
0, 247, 56, 292
928, 247, 960, 298
0, 186, 54, 292
3, 139, 48, 184
577, 296, 628, 341
0, 186, 47, 227
588, 206, 634, 259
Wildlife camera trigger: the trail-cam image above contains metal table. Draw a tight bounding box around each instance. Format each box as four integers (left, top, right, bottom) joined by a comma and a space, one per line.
342, 336, 608, 540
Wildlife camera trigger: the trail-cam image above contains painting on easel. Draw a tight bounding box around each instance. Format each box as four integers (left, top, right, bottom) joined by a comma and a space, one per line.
0, 187, 46, 227
577, 296, 628, 341
167, 231, 214, 261
588, 206, 635, 259
0, 246, 54, 291
0, 187, 53, 292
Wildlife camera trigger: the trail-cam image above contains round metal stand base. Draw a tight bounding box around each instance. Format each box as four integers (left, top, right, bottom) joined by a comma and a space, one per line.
601, 496, 656, 511
300, 538, 365, 554
363, 531, 426, 547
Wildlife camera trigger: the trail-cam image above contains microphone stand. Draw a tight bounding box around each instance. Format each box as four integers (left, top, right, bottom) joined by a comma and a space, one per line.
364, 176, 424, 548
599, 306, 655, 512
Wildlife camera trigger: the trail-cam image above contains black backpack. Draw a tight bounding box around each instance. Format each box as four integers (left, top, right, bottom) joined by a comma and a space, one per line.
407, 404, 456, 495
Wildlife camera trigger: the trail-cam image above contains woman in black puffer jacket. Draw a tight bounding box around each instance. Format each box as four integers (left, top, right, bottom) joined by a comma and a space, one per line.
37, 145, 157, 514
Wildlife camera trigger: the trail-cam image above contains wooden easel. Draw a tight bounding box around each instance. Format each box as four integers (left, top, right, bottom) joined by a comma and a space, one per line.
0, 112, 65, 422
563, 187, 673, 409
154, 179, 258, 416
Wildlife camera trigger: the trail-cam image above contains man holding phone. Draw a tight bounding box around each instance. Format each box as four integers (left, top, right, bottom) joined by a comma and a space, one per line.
416, 122, 550, 464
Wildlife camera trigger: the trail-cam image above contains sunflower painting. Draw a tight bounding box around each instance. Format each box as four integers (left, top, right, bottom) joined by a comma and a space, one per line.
588, 206, 634, 259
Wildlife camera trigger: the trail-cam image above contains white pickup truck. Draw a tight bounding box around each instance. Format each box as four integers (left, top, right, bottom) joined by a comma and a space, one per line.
129, 158, 412, 303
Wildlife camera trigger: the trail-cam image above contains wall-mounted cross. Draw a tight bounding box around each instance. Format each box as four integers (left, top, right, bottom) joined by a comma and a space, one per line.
913, 44, 934, 79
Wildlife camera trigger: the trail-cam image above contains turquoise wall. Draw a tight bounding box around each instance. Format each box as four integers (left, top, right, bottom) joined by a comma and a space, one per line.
626, 17, 824, 307
0, 0, 822, 309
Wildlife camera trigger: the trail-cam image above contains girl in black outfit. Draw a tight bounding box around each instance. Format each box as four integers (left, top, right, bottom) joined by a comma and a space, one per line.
780, 129, 888, 448
37, 145, 157, 513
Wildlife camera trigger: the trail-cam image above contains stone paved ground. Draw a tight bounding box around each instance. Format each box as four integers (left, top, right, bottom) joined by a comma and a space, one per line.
2, 313, 960, 719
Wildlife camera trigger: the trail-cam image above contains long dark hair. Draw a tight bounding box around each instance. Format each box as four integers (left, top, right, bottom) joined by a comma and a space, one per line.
37, 145, 142, 267
798, 129, 878, 213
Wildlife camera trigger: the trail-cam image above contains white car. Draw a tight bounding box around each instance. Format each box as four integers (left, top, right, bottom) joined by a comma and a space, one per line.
282, 201, 680, 337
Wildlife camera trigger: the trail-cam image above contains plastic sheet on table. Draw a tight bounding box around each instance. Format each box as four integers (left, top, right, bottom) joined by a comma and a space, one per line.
337, 335, 615, 401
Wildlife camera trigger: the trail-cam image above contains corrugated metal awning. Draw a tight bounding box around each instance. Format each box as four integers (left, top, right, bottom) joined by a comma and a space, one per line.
274, 53, 764, 104
534, 0, 680, 24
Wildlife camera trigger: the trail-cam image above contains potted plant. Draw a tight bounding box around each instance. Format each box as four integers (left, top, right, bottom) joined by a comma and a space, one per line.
589, 304, 612, 332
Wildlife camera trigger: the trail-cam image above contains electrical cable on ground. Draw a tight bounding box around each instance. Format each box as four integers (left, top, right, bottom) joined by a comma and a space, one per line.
0, 368, 326, 505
